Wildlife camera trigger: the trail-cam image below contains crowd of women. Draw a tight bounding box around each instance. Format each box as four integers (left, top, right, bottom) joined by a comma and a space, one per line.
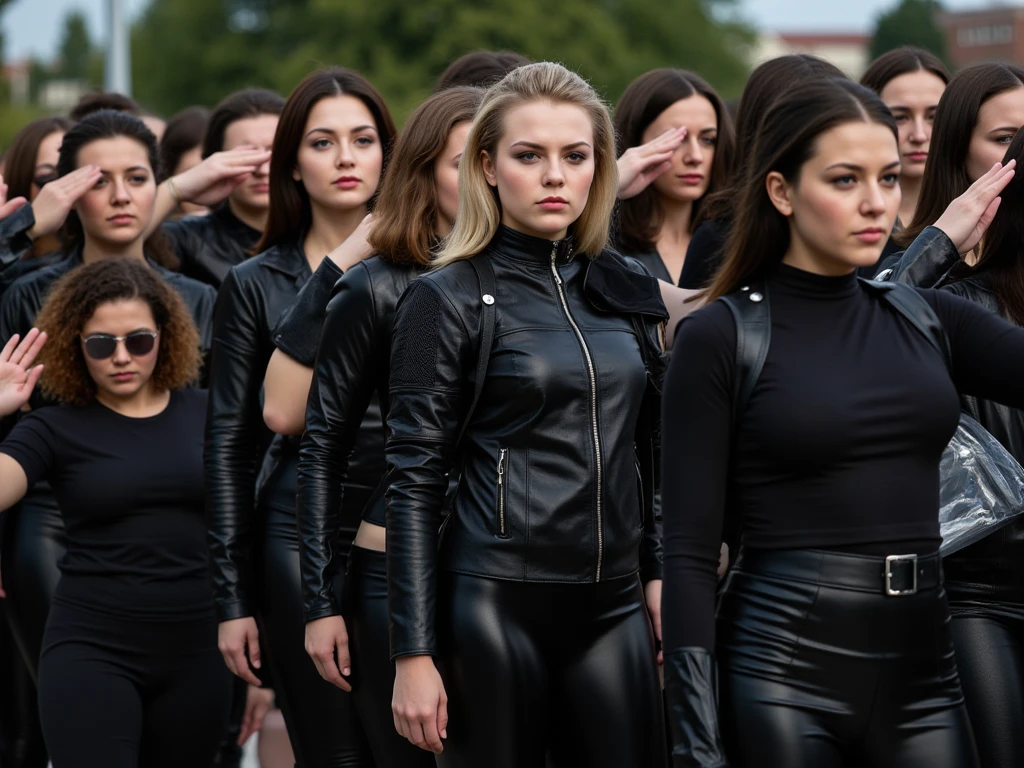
0, 41, 1022, 767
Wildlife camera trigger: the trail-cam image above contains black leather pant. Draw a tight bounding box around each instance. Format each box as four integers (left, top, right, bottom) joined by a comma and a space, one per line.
256, 467, 371, 767
434, 572, 666, 768
948, 598, 1024, 768
343, 546, 435, 768
717, 549, 979, 767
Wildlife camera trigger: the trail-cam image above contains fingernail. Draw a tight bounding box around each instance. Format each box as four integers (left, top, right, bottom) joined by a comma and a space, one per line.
342, 667, 351, 675
441, 729, 447, 738
253, 660, 260, 668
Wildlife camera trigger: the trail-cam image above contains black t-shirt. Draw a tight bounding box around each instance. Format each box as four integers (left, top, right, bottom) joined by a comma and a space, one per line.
0, 388, 213, 621
662, 263, 1024, 652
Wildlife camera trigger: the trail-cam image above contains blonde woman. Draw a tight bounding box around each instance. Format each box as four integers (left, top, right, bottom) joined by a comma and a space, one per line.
385, 62, 668, 767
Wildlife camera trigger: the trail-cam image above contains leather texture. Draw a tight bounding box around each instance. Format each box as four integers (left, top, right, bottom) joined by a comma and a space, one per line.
0, 205, 35, 269
434, 572, 666, 768
663, 647, 727, 768
161, 204, 262, 289
296, 256, 416, 621
385, 225, 667, 658
715, 549, 979, 767
875, 225, 959, 287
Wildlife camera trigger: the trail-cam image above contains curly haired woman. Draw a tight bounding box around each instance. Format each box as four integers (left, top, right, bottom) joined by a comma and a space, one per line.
0, 258, 233, 767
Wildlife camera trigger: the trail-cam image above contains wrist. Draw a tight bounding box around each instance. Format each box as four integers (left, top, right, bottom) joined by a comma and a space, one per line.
165, 178, 183, 211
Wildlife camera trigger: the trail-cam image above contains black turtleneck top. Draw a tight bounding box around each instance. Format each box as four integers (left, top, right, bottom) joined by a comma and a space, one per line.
662, 263, 1024, 652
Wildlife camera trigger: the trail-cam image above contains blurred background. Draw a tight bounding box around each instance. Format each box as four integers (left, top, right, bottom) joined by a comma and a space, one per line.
0, 0, 1016, 149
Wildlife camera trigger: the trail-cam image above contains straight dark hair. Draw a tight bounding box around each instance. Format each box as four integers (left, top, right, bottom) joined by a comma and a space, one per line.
202, 88, 284, 158
700, 55, 845, 225
256, 68, 396, 254
368, 86, 483, 266
434, 51, 531, 92
3, 116, 73, 201
860, 46, 950, 94
900, 62, 1024, 246
69, 91, 141, 122
159, 106, 209, 182
614, 68, 735, 253
706, 79, 897, 301
960, 128, 1024, 324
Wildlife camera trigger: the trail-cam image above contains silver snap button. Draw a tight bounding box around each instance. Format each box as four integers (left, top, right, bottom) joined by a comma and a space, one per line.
749, 292, 763, 302
482, 294, 495, 305
741, 285, 750, 292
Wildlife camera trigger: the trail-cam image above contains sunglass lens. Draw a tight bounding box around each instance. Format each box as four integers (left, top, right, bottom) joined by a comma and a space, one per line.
83, 336, 117, 359
124, 333, 156, 356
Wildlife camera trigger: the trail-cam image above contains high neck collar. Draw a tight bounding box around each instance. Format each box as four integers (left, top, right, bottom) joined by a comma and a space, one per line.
489, 224, 575, 264
771, 261, 859, 299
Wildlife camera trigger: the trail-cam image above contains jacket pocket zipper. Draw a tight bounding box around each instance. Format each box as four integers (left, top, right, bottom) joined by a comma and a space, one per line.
497, 448, 509, 537
635, 456, 645, 530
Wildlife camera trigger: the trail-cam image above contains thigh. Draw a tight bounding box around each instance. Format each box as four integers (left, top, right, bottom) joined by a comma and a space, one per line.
869, 701, 978, 768
548, 580, 666, 768
951, 611, 1023, 768
435, 574, 548, 768
259, 503, 371, 767
37, 635, 141, 768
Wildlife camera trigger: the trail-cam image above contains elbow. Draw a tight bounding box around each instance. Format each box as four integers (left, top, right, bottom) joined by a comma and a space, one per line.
263, 401, 304, 436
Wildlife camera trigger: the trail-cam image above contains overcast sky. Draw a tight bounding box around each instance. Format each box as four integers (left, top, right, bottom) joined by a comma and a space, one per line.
0, 0, 1006, 62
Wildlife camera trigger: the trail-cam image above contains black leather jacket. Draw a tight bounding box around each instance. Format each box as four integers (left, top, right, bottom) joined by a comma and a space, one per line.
291, 256, 415, 621
163, 204, 262, 289
0, 205, 69, 297
385, 225, 667, 658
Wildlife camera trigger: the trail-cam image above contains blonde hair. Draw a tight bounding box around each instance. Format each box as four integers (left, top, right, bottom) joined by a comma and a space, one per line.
435, 62, 618, 268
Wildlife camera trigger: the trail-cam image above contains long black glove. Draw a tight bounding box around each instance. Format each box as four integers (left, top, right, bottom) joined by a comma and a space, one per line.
664, 647, 729, 768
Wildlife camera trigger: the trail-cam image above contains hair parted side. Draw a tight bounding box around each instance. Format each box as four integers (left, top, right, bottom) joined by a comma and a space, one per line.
34, 259, 201, 405
434, 62, 618, 268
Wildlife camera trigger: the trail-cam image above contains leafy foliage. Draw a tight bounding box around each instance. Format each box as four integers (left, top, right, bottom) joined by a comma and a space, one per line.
869, 0, 949, 64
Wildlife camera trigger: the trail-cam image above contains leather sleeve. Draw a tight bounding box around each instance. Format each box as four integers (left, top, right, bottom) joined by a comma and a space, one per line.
161, 218, 202, 275
297, 263, 378, 622
664, 647, 729, 767
0, 205, 35, 269
273, 257, 344, 367
204, 267, 272, 621
385, 276, 473, 658
887, 226, 959, 288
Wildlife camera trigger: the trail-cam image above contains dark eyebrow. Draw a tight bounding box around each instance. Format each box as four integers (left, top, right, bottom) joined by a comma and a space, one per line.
97, 165, 149, 175
824, 161, 901, 172
989, 126, 1020, 134
698, 127, 718, 135
306, 127, 337, 138
306, 125, 378, 138
509, 140, 592, 151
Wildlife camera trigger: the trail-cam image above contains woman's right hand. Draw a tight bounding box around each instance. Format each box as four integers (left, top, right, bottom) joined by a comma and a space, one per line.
0, 329, 46, 417
616, 127, 686, 200
933, 159, 1016, 255
305, 615, 352, 692
218, 616, 263, 686
27, 165, 102, 240
172, 146, 272, 207
393, 655, 448, 754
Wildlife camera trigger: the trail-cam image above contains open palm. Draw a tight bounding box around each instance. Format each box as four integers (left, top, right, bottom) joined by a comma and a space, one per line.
0, 329, 47, 417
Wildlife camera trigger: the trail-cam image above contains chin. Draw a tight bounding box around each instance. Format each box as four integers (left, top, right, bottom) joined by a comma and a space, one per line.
100, 228, 143, 245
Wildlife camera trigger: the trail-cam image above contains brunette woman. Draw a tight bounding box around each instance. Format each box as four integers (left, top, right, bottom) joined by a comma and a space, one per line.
614, 69, 733, 284
159, 106, 211, 219
661, 77, 1024, 767
677, 55, 844, 290
162, 89, 284, 288
434, 51, 530, 91
260, 86, 483, 767
206, 67, 395, 766
0, 259, 232, 766
386, 62, 666, 768
860, 47, 949, 227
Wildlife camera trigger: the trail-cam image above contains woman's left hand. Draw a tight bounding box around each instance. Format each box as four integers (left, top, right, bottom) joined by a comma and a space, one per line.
237, 685, 274, 746
645, 579, 663, 665
0, 329, 46, 418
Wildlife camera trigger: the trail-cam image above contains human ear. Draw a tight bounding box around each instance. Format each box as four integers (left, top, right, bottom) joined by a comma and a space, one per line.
766, 171, 794, 217
292, 166, 301, 183
482, 150, 497, 188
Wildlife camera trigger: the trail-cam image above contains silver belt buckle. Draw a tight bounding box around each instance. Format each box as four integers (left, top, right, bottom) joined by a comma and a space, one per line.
885, 554, 918, 596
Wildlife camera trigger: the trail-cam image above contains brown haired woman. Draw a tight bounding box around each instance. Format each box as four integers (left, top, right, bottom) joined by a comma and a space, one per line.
861, 46, 949, 226
614, 68, 735, 285
662, 77, 1024, 767
0, 258, 232, 766
206, 66, 395, 765
158, 106, 211, 220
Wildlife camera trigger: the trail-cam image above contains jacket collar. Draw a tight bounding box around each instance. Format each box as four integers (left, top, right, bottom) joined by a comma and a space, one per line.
488, 224, 575, 264
213, 203, 263, 242
259, 238, 309, 279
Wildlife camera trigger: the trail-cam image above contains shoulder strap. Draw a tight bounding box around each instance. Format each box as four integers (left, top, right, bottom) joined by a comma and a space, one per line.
719, 280, 771, 425
859, 278, 952, 372
456, 255, 498, 447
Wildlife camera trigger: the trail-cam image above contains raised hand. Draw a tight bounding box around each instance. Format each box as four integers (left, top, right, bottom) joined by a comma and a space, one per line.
933, 159, 1016, 255
27, 166, 103, 240
326, 213, 375, 272
0, 329, 47, 417
0, 174, 27, 221
617, 127, 686, 200
173, 146, 273, 207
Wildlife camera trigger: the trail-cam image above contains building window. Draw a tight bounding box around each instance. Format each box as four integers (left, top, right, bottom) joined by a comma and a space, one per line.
958, 24, 1014, 47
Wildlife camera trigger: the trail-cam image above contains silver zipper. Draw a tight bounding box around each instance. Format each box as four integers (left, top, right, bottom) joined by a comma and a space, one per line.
549, 244, 604, 580
497, 447, 508, 537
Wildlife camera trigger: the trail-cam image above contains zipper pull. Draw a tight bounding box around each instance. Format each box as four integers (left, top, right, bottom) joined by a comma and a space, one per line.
498, 448, 506, 485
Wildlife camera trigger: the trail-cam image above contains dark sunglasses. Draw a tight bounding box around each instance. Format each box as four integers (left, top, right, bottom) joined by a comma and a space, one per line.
81, 330, 159, 360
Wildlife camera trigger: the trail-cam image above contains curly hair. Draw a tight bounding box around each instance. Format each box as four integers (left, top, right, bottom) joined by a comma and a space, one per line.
34, 259, 201, 405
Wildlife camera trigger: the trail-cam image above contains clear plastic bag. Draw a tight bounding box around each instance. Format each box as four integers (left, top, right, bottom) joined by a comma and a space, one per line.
940, 413, 1024, 556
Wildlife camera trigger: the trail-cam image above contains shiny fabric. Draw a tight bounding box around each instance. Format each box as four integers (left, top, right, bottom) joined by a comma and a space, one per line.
876, 225, 959, 287
0, 205, 36, 272
295, 256, 416, 621
385, 226, 667, 658
435, 572, 666, 768
343, 547, 435, 767
162, 204, 263, 289
716, 549, 978, 767
663, 647, 726, 768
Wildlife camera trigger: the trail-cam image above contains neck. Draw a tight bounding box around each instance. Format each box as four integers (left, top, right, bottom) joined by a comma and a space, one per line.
304, 204, 366, 272
81, 235, 146, 265
782, 244, 857, 278
95, 382, 170, 418
228, 198, 268, 233
656, 198, 694, 244
899, 175, 923, 224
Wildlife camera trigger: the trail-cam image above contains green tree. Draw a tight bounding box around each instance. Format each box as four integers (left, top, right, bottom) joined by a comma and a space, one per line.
56, 11, 93, 80
869, 0, 949, 63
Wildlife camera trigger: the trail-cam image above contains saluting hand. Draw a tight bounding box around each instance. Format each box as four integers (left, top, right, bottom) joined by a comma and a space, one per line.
171, 146, 273, 208
27, 165, 103, 240
617, 127, 687, 200
933, 159, 1016, 256
0, 329, 46, 418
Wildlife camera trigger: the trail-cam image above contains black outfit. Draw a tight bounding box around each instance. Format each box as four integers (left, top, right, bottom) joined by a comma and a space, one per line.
661, 261, 1024, 766
0, 206, 66, 298
206, 241, 384, 766
385, 226, 667, 768
285, 255, 430, 766
0, 389, 232, 767
163, 204, 263, 289
630, 249, 673, 284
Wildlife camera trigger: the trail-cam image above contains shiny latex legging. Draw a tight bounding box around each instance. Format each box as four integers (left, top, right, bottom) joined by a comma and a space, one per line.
433, 572, 666, 768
